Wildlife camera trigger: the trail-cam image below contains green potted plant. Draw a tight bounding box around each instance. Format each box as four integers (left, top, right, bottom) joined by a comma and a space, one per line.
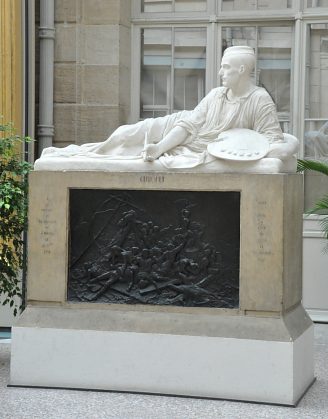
0, 122, 32, 315
297, 159, 328, 248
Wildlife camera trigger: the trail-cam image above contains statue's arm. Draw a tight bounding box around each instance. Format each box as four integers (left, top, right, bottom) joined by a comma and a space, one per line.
142, 126, 188, 161
174, 89, 215, 136
253, 92, 284, 144
253, 91, 299, 159
142, 89, 215, 162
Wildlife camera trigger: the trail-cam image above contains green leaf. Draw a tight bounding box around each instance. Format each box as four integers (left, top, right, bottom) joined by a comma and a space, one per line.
0, 121, 33, 314
297, 159, 328, 176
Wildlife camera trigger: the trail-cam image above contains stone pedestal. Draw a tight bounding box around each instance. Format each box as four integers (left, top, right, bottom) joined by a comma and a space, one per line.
10, 171, 314, 405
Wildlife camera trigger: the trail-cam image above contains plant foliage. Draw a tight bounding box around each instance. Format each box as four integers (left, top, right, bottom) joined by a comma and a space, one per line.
297, 159, 328, 176
0, 122, 32, 315
297, 159, 328, 250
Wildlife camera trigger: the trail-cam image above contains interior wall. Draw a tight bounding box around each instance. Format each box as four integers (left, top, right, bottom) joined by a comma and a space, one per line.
52, 0, 131, 148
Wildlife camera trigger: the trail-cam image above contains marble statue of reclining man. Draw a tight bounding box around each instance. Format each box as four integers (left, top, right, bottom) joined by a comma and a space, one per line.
38, 46, 298, 171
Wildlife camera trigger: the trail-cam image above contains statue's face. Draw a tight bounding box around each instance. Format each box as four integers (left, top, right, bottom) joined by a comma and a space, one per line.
219, 55, 243, 89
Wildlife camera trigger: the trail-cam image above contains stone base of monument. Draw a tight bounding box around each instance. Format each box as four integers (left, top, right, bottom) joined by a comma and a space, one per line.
10, 171, 315, 405
11, 305, 313, 406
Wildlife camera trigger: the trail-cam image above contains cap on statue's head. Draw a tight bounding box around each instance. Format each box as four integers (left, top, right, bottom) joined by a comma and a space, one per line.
223, 46, 255, 57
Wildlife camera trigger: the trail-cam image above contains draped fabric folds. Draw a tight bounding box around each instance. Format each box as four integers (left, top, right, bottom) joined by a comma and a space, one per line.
42, 87, 284, 169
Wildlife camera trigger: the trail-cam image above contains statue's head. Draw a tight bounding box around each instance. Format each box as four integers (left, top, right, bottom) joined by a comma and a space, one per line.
219, 46, 255, 89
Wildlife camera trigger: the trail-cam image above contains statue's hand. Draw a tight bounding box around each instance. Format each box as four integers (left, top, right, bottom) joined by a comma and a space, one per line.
142, 143, 161, 162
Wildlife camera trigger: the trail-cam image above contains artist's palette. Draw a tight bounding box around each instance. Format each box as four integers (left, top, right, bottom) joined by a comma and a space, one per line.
207, 128, 270, 161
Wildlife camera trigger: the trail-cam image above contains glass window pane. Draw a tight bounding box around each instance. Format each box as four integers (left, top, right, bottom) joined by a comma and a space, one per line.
221, 0, 292, 11
140, 27, 206, 118
142, 0, 206, 12
142, 0, 173, 12
141, 69, 168, 106
222, 26, 292, 132
174, 73, 201, 110
307, 0, 328, 7
140, 28, 172, 118
175, 0, 207, 11
258, 26, 292, 122
304, 24, 328, 159
140, 110, 168, 119
304, 24, 328, 213
222, 26, 257, 50
173, 28, 206, 111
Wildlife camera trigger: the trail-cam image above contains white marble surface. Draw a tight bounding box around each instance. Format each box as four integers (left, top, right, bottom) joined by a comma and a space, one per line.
207, 128, 270, 161
1, 324, 328, 419
36, 46, 298, 172
9, 325, 314, 405
9, 303, 314, 406
34, 154, 297, 173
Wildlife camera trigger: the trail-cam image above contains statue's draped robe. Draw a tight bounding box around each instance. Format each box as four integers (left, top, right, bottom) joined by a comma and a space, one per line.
42, 86, 284, 169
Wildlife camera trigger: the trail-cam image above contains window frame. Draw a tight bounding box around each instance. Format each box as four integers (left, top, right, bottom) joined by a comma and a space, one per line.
131, 23, 214, 121
133, 0, 302, 20
218, 21, 296, 135
300, 19, 328, 158
130, 0, 328, 150
130, 1, 328, 216
305, 0, 328, 11
132, 0, 216, 19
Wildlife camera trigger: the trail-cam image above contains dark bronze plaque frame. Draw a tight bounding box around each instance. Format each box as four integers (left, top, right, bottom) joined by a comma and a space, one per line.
67, 189, 240, 308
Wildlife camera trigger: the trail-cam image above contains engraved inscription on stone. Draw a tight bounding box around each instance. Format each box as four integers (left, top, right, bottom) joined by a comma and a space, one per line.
139, 175, 165, 183
254, 199, 273, 263
38, 197, 57, 255
67, 189, 240, 308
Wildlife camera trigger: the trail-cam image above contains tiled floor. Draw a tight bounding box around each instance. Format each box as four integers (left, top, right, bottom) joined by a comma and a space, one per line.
0, 324, 327, 419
